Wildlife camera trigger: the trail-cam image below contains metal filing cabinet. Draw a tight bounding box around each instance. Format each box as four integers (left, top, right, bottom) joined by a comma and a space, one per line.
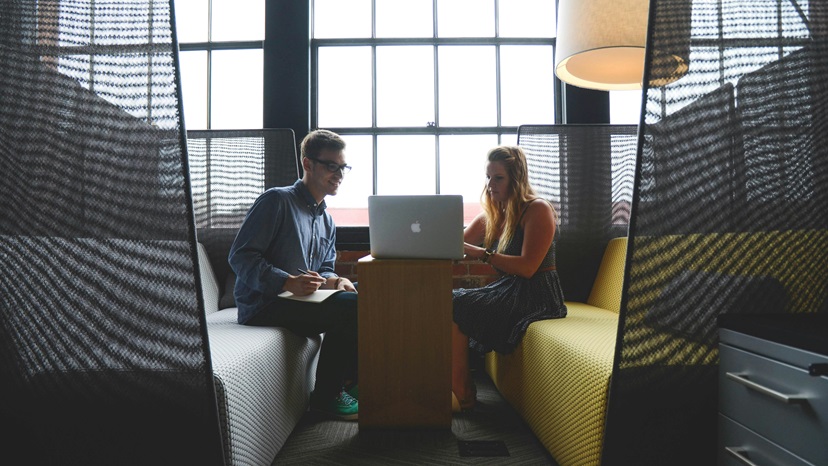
718, 314, 828, 466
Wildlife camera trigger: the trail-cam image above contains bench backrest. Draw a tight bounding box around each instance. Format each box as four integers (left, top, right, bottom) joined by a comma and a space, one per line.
586, 237, 628, 313
198, 242, 221, 315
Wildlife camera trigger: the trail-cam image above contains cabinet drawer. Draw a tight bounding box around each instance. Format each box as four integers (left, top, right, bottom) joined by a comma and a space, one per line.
719, 414, 813, 466
719, 343, 828, 465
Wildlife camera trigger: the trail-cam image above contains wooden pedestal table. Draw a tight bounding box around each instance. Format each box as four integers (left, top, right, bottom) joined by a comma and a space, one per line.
357, 255, 453, 429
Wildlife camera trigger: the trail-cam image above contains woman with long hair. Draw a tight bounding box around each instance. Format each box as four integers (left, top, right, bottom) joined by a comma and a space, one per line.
452, 145, 567, 410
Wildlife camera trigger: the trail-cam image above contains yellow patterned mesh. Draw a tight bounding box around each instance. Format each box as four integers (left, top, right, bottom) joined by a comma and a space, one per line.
626, 231, 828, 325
587, 237, 628, 313
618, 231, 828, 369
486, 303, 618, 466
487, 232, 828, 465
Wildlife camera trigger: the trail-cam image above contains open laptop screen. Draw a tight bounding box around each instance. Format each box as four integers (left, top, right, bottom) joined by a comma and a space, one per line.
368, 195, 465, 260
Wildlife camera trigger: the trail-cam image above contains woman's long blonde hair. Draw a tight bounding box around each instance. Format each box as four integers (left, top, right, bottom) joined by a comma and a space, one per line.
481, 145, 539, 253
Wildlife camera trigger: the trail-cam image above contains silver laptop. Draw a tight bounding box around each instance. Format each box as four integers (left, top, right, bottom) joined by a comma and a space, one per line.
368, 195, 465, 260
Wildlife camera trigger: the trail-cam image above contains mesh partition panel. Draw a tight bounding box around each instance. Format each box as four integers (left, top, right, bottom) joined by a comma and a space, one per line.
0, 1, 223, 464
187, 129, 300, 230
518, 125, 638, 302
604, 1, 828, 464
188, 129, 300, 303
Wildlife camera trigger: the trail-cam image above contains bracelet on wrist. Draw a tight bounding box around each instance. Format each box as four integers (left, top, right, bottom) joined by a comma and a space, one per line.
481, 248, 495, 263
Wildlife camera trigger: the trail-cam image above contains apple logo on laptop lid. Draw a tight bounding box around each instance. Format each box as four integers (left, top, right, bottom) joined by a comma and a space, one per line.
411, 221, 421, 233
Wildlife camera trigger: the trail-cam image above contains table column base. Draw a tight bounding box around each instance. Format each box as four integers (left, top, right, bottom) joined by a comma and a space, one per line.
357, 256, 453, 429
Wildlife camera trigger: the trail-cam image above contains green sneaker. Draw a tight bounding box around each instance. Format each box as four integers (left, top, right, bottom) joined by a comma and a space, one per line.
346, 384, 358, 400
312, 389, 359, 420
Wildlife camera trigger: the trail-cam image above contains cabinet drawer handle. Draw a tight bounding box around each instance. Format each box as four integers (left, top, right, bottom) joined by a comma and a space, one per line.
725, 372, 805, 404
725, 447, 760, 466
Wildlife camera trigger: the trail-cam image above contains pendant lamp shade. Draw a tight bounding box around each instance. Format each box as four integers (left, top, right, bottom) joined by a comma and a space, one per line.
555, 0, 689, 91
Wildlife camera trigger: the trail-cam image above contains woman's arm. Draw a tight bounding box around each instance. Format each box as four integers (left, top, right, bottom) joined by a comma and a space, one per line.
462, 212, 488, 259
463, 211, 487, 245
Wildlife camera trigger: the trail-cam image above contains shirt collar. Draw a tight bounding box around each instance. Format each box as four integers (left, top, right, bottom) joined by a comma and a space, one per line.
294, 179, 327, 214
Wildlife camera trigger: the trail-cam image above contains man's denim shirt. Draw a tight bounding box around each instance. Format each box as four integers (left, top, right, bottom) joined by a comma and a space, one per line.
229, 180, 337, 324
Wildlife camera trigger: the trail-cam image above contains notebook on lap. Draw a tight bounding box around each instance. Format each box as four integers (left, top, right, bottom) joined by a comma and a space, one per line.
368, 195, 465, 260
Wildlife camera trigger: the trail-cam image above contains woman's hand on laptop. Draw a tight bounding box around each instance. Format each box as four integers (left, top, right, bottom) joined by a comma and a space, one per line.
463, 243, 485, 261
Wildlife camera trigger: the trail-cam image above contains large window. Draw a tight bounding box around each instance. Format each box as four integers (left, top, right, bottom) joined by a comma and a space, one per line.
312, 0, 559, 226
174, 0, 264, 130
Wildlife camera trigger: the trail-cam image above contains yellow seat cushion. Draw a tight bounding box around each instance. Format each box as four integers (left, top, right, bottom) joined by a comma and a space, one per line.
486, 303, 618, 466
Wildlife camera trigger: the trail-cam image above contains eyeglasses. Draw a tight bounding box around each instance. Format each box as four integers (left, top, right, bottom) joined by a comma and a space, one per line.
306, 156, 352, 174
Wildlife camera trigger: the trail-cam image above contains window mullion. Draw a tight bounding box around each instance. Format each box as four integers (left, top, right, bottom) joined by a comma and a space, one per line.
372, 0, 378, 195
372, 0, 378, 132
433, 0, 440, 192
494, 0, 502, 133
206, 0, 212, 129
434, 134, 440, 194
495, 46, 502, 132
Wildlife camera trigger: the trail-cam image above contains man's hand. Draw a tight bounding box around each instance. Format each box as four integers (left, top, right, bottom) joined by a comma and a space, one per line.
285, 271, 325, 296
337, 277, 357, 293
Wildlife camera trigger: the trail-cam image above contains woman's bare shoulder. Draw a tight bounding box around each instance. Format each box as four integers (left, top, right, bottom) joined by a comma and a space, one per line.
524, 198, 554, 216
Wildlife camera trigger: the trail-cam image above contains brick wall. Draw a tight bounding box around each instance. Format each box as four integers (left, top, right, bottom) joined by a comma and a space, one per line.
336, 250, 500, 289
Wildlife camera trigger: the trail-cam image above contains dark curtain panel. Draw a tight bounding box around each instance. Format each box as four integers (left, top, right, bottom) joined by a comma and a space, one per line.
604, 0, 828, 464
0, 1, 224, 464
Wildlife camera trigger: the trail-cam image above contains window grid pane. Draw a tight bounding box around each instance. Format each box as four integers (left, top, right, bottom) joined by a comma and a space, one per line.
211, 0, 265, 41
179, 51, 208, 130
314, 0, 372, 39
375, 0, 433, 38
500, 45, 556, 126
210, 50, 263, 129
438, 46, 497, 127
317, 46, 373, 128
437, 0, 495, 38
376, 46, 435, 127
376, 135, 436, 195
499, 0, 556, 38
173, 0, 208, 43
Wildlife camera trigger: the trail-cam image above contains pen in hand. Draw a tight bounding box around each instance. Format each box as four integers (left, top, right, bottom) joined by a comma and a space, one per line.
296, 268, 325, 294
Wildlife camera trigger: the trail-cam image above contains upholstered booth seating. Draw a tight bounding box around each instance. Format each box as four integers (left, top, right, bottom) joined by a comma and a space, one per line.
197, 243, 321, 465
188, 128, 312, 465
485, 237, 627, 466
482, 233, 795, 466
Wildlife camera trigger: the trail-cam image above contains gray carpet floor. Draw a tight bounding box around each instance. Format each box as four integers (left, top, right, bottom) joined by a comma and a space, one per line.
272, 370, 559, 465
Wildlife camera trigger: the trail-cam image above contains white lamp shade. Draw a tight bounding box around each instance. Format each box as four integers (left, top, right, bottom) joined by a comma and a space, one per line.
556, 0, 673, 91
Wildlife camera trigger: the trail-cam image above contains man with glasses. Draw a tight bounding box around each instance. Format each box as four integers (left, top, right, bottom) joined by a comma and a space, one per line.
229, 129, 359, 420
